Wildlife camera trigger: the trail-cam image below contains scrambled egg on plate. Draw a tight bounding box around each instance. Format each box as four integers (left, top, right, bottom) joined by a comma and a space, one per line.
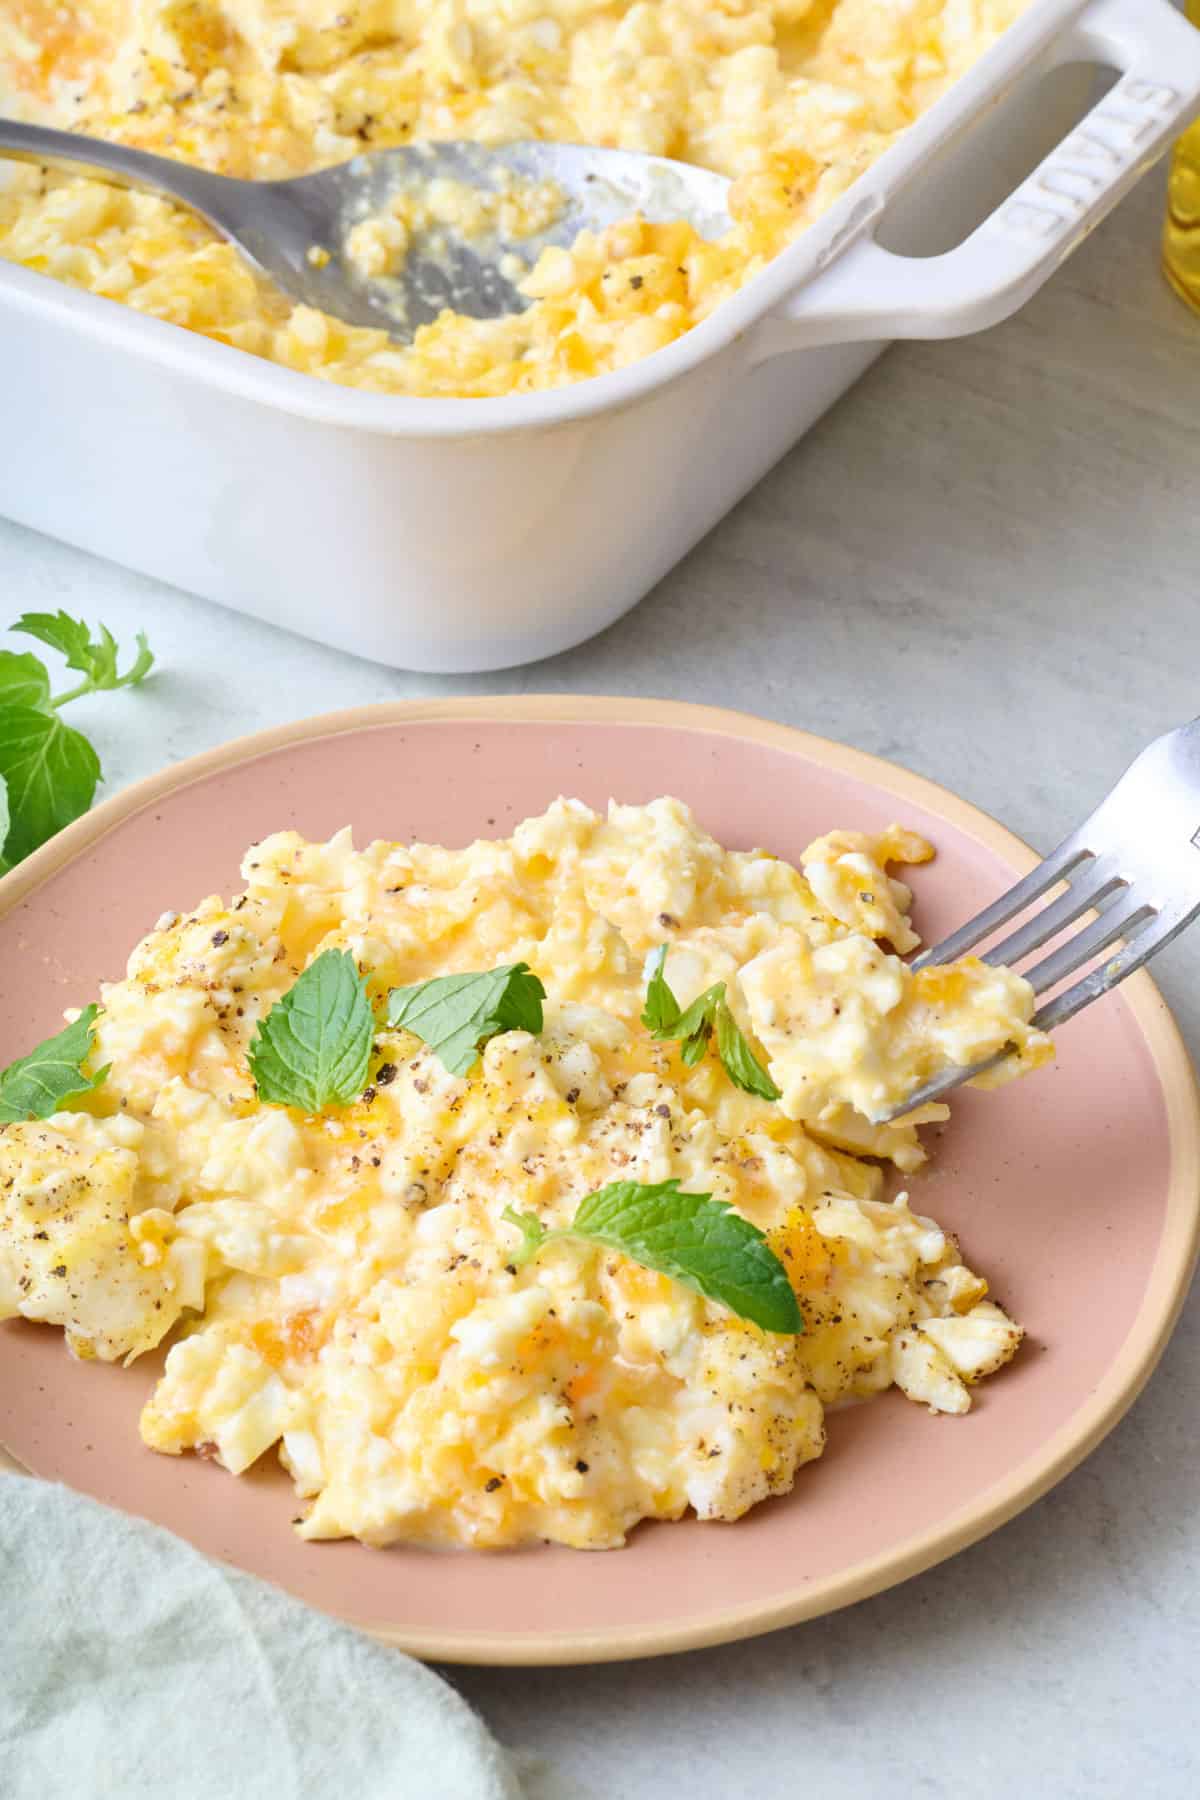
0, 1, 1030, 397
0, 800, 1049, 1550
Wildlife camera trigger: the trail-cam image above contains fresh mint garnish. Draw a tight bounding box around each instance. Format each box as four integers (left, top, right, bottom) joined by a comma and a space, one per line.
248, 949, 374, 1112
641, 947, 780, 1100
14, 612, 154, 703
0, 614, 154, 871
0, 651, 52, 712
0, 705, 101, 867
387, 963, 545, 1077
503, 1178, 802, 1334
0, 1004, 108, 1123
713, 995, 782, 1101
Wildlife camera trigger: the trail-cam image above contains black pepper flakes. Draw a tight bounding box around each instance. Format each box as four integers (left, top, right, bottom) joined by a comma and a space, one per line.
575, 1460, 589, 1474
211, 930, 229, 947
375, 1062, 398, 1086
485, 1476, 505, 1492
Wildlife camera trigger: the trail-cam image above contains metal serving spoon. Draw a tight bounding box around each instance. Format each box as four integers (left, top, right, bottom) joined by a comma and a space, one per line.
0, 120, 732, 340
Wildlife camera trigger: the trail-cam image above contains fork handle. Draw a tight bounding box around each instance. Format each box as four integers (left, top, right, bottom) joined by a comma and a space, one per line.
0, 118, 239, 233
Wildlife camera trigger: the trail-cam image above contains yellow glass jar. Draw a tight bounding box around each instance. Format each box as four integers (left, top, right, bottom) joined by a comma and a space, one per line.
1164, 0, 1200, 310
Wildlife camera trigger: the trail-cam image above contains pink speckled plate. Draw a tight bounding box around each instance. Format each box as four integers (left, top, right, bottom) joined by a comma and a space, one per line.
1, 698, 1197, 1666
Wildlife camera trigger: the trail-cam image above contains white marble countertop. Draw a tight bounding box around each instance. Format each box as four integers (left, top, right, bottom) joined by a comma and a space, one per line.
4, 169, 1199, 1798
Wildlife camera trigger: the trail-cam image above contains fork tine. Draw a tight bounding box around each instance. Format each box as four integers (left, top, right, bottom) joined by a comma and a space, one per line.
881, 900, 1194, 1123
871, 1059, 999, 1123
980, 863, 1125, 971
912, 835, 1092, 969
1019, 898, 1156, 997
876, 892, 1200, 1126
1033, 897, 1200, 1032
878, 719, 1200, 1124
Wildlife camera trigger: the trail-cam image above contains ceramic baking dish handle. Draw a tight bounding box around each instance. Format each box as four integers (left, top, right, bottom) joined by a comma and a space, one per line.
754, 0, 1200, 360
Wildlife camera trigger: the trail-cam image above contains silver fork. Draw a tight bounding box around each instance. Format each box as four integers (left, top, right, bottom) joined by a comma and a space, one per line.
877, 719, 1200, 1122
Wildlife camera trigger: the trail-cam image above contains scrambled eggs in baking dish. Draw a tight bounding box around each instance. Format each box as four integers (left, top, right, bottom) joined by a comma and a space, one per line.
0, 1, 1031, 397
0, 800, 1050, 1550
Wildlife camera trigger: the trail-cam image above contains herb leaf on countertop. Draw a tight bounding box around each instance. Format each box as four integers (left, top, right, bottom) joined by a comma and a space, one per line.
0, 614, 155, 871
503, 1178, 803, 1334
0, 651, 51, 713
0, 705, 101, 867
0, 1005, 108, 1124
248, 949, 375, 1112
387, 963, 546, 1076
14, 612, 154, 701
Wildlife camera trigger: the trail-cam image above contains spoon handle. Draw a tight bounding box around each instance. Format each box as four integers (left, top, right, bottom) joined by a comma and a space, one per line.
0, 118, 237, 228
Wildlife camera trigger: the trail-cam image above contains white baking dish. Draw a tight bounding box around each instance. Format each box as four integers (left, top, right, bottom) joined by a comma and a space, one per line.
1, 0, 1197, 673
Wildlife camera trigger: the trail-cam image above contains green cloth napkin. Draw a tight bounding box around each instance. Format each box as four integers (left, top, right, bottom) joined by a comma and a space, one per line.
0, 1471, 523, 1800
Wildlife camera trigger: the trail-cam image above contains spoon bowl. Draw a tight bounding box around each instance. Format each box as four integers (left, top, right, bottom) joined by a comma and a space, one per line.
0, 122, 732, 339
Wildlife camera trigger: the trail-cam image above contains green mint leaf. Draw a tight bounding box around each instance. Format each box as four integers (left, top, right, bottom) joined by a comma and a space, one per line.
642, 949, 722, 1062
0, 774, 9, 871
677, 987, 721, 1067
641, 948, 780, 1102
248, 949, 374, 1112
122, 631, 156, 689
715, 999, 781, 1101
0, 704, 100, 866
510, 1179, 802, 1334
500, 1205, 549, 1267
574, 1179, 802, 1332
0, 651, 51, 713
387, 963, 546, 1077
14, 611, 95, 676
641, 946, 681, 1034
0, 1004, 106, 1123
14, 612, 155, 701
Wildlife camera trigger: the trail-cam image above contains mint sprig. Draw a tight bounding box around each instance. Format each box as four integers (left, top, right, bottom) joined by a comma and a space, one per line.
387, 963, 545, 1077
0, 614, 154, 872
14, 612, 154, 705
248, 949, 374, 1112
0, 651, 51, 711
714, 996, 781, 1101
641, 948, 780, 1101
0, 705, 101, 868
0, 1004, 108, 1123
503, 1179, 802, 1334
